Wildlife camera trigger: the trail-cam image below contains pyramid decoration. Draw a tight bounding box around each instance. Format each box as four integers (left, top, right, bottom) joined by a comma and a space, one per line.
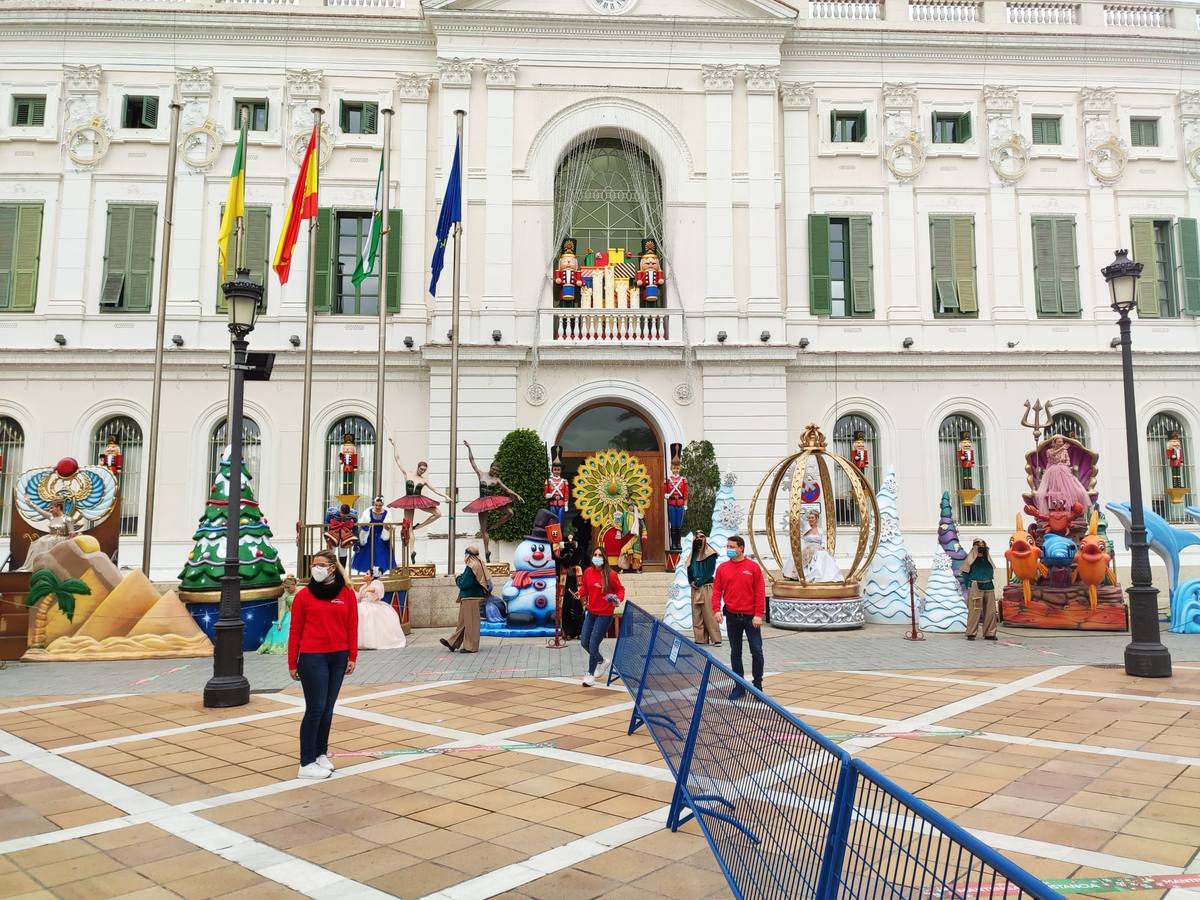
919, 546, 968, 633
862, 467, 912, 624
937, 491, 968, 581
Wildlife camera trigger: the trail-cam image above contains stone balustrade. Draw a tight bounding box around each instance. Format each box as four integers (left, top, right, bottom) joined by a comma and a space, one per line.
546, 309, 677, 345
1006, 1, 1080, 24
810, 0, 884, 20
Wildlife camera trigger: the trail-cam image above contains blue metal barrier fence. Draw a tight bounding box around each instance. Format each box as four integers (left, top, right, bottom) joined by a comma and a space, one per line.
608, 604, 1060, 900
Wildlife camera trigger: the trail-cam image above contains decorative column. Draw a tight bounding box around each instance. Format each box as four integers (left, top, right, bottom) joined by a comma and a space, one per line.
282, 69, 326, 314
746, 65, 782, 339
881, 83, 924, 321
55, 64, 110, 316
434, 58, 472, 308
173, 65, 218, 316
482, 59, 517, 340
983, 85, 1028, 321
1082, 87, 1124, 321
396, 73, 433, 316
780, 81, 814, 325
1181, 90, 1200, 218
702, 64, 736, 341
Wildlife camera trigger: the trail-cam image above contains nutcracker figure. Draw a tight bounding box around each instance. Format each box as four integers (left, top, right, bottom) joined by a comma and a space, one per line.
663, 442, 688, 554
338, 433, 359, 496
957, 430, 979, 505
1166, 430, 1187, 502
98, 436, 122, 477
544, 444, 570, 526
554, 237, 583, 307
851, 430, 869, 471
635, 238, 665, 307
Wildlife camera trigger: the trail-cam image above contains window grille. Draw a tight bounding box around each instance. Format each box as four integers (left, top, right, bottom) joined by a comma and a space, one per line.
207, 417, 263, 492
832, 414, 880, 526
1147, 412, 1192, 523
1046, 411, 1088, 446
91, 415, 143, 536
0, 416, 24, 539
938, 414, 988, 525
323, 416, 376, 513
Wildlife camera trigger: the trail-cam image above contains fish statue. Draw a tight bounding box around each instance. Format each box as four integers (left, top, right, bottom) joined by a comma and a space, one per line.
1074, 510, 1112, 612
1004, 513, 1046, 606
1041, 533, 1077, 568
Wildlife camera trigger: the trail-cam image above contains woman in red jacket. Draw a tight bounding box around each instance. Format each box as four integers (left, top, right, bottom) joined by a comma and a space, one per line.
288, 550, 358, 779
579, 546, 625, 687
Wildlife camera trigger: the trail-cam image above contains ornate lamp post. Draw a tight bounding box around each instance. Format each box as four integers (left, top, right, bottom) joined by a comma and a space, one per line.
204, 270, 263, 707
1101, 250, 1172, 679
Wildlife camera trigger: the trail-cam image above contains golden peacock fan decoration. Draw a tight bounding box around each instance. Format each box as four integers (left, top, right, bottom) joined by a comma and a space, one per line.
748, 423, 881, 601
572, 450, 653, 526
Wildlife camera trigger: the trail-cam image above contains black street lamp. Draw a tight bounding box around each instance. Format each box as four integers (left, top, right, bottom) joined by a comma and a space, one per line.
1100, 249, 1172, 679
204, 269, 263, 708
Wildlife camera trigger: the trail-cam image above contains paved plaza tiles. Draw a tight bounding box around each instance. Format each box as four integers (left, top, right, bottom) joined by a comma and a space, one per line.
1, 629, 1199, 899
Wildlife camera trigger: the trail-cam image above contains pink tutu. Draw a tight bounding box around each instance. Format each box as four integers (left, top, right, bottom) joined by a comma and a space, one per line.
1035, 463, 1091, 514
463, 495, 512, 514
389, 495, 439, 511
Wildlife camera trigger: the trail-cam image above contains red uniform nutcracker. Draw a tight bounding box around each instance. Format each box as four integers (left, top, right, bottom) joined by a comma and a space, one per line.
635, 237, 666, 307
1166, 430, 1185, 496
851, 430, 869, 471
98, 437, 122, 477
554, 237, 583, 307
544, 444, 570, 526
338, 434, 359, 496
957, 430, 977, 500
663, 442, 688, 554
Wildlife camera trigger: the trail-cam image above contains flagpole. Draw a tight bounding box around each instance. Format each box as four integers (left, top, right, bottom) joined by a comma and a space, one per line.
374, 108, 393, 504
297, 107, 322, 575
224, 107, 249, 559
447, 109, 465, 576
141, 97, 181, 576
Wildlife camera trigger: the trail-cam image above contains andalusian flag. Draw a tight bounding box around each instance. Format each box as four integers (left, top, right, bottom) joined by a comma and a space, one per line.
216, 121, 247, 270
352, 154, 384, 286
273, 126, 320, 285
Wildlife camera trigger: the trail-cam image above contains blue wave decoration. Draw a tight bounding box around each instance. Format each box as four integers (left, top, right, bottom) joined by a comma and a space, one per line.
1170, 579, 1200, 634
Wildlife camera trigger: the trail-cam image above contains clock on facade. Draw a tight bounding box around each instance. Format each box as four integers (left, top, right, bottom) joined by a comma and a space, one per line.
587, 0, 637, 12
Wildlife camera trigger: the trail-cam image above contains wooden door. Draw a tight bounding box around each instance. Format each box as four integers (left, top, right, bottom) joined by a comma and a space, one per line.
561, 450, 664, 569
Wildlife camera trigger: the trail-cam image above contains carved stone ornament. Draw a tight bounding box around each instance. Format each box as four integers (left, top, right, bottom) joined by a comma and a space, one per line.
180, 119, 223, 173
483, 59, 517, 88
983, 85, 1017, 112
438, 57, 473, 88
64, 64, 102, 94
1080, 86, 1115, 116
701, 64, 735, 93
176, 66, 214, 97
65, 116, 112, 169
990, 132, 1030, 183
882, 82, 916, 108
744, 65, 780, 94
1178, 89, 1200, 118
289, 121, 334, 171
286, 69, 323, 99
1185, 146, 1200, 186
525, 382, 547, 407
396, 73, 434, 102
885, 130, 927, 183
1088, 134, 1128, 185
780, 81, 814, 110
673, 383, 694, 405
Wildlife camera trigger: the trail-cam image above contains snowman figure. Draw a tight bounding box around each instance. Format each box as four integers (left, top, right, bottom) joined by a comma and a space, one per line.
501, 510, 559, 629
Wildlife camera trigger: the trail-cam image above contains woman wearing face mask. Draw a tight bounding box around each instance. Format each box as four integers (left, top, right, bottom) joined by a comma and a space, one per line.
579, 547, 625, 687
288, 551, 358, 779
442, 546, 490, 654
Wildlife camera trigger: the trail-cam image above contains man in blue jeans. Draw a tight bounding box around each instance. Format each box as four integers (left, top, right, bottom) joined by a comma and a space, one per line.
712, 535, 766, 701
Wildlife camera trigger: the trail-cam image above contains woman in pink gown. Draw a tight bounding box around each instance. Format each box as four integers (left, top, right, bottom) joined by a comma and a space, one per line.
1035, 436, 1092, 515
356, 570, 407, 651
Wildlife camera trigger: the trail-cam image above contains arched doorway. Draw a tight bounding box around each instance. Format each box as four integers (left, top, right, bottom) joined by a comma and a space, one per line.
557, 402, 665, 567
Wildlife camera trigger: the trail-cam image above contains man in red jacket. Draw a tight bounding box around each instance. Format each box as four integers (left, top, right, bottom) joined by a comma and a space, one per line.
712, 535, 766, 700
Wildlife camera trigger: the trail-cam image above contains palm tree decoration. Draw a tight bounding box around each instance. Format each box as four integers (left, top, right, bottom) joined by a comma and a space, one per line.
25, 568, 91, 623
572, 449, 653, 527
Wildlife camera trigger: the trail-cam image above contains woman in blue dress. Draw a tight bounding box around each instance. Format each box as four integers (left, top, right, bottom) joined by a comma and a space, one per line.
257, 575, 298, 654
352, 496, 396, 573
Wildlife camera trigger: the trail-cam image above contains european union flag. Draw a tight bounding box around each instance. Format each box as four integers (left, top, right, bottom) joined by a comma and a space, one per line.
429, 134, 462, 296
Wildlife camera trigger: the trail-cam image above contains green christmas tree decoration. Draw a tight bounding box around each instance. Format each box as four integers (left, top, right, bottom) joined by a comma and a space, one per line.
681, 440, 720, 537
178, 451, 285, 597
491, 429, 551, 544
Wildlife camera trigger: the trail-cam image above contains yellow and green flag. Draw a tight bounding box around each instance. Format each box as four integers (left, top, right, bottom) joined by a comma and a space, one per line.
217, 121, 247, 270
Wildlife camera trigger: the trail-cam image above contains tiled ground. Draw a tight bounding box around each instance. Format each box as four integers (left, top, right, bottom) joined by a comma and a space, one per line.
0, 665, 1198, 899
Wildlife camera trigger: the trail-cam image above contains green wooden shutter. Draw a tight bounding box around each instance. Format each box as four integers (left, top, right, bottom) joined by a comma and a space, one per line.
1056, 218, 1080, 315
125, 205, 156, 311
141, 96, 159, 129
385, 209, 402, 312
930, 216, 957, 311
246, 207, 270, 308
314, 207, 333, 313
1032, 217, 1059, 315
808, 214, 832, 315
10, 204, 42, 312
957, 112, 972, 144
830, 110, 837, 142
103, 205, 131, 308
1177, 218, 1200, 316
855, 111, 867, 141
1130, 218, 1159, 317
848, 215, 873, 316
952, 216, 977, 313
363, 104, 378, 134
1031, 116, 1045, 145
0, 206, 15, 309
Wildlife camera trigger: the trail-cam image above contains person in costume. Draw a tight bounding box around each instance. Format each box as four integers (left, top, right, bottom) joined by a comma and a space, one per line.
544, 445, 570, 526
20, 500, 77, 572
663, 443, 688, 554
98, 436, 122, 476
463, 440, 522, 562
961, 539, 997, 641
351, 496, 395, 574
1166, 430, 1185, 491
688, 530, 721, 646
579, 545, 625, 687
443, 545, 491, 654
388, 438, 448, 559
357, 568, 406, 650
559, 527, 587, 640
802, 510, 843, 583
338, 434, 358, 496
323, 504, 358, 570
1034, 436, 1091, 516
258, 575, 298, 655
616, 505, 646, 573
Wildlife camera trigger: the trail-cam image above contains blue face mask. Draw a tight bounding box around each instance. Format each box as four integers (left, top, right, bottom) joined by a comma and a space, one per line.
726, 548, 738, 559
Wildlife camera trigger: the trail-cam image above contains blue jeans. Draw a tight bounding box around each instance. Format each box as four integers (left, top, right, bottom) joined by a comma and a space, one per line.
725, 612, 764, 690
580, 611, 612, 676
297, 651, 348, 765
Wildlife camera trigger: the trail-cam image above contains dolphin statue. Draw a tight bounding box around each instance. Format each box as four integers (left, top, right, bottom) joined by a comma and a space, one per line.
1104, 502, 1200, 603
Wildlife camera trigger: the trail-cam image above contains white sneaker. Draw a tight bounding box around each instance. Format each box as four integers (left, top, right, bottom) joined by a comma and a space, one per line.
594, 658, 609, 678
315, 754, 335, 772
582, 673, 595, 687
297, 763, 332, 780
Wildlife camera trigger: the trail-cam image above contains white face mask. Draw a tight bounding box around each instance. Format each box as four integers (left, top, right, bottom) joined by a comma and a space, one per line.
592, 556, 604, 567
311, 566, 330, 583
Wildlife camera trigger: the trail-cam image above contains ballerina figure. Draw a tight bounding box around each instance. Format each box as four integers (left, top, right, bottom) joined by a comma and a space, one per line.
20, 500, 76, 572
1035, 436, 1091, 516
462, 440, 523, 562
801, 511, 843, 583
388, 439, 449, 561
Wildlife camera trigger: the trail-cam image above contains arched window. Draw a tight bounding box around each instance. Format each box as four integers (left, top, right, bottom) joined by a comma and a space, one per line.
324, 416, 375, 513
0, 416, 24, 539
554, 137, 662, 279
832, 414, 880, 526
939, 413, 988, 526
1047, 411, 1089, 446
1147, 412, 1193, 523
207, 418, 263, 491
91, 415, 143, 536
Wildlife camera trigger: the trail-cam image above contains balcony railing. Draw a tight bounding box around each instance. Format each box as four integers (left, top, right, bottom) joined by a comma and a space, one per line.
546, 309, 677, 345
1007, 1, 1079, 23
810, 0, 883, 19
1103, 2, 1172, 25
909, 0, 983, 21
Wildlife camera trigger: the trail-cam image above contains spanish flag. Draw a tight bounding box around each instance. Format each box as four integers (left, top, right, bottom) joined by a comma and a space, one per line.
216, 121, 246, 271
273, 125, 319, 285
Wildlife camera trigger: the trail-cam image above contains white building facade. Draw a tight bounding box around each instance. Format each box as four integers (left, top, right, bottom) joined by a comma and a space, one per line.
1, 0, 1198, 576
